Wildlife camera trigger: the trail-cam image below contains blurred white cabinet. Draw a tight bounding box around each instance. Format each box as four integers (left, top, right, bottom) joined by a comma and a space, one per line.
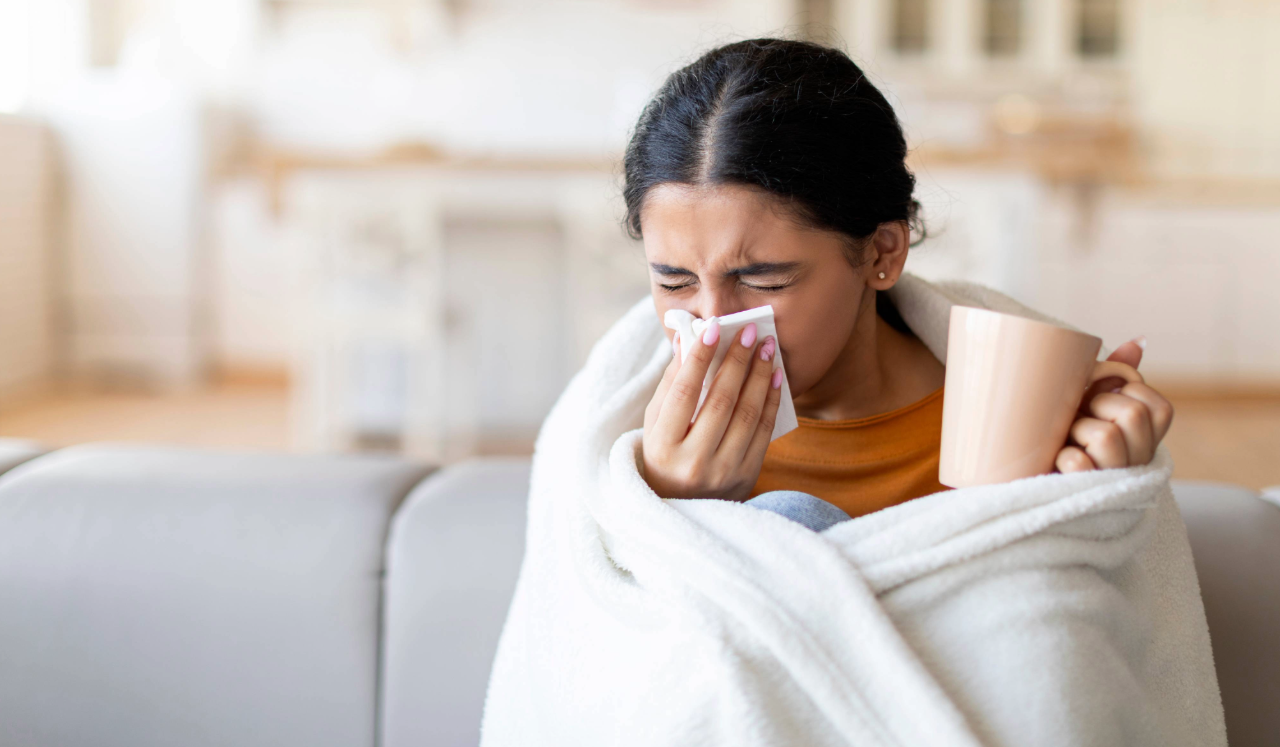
907, 168, 1280, 382
210, 178, 293, 374
0, 116, 56, 408
281, 166, 648, 461
1033, 194, 1280, 380
276, 163, 1280, 460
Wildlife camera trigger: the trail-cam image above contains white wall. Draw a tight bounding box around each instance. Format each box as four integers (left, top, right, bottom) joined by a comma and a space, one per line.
46, 73, 206, 387
1131, 0, 1280, 178
250, 0, 801, 156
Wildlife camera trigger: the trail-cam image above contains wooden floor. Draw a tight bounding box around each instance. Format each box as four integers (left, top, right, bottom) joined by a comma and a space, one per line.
1158, 397, 1280, 490
2, 383, 1278, 491
0, 383, 291, 453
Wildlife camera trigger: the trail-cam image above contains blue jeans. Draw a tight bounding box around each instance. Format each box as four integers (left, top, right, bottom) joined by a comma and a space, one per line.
746, 490, 851, 532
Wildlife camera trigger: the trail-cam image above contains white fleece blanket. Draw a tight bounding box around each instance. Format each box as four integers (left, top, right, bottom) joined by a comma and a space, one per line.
481, 274, 1225, 747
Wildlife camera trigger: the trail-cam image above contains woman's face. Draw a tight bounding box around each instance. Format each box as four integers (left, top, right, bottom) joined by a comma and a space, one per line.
640, 183, 874, 398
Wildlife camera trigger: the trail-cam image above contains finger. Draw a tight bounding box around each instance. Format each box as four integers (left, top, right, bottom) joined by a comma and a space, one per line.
1106, 338, 1144, 368
645, 344, 682, 431
1113, 381, 1174, 445
650, 318, 719, 445
740, 367, 784, 471
1086, 391, 1155, 466
716, 335, 776, 462
1068, 416, 1129, 469
1055, 445, 1097, 473
1090, 338, 1146, 401
689, 323, 762, 447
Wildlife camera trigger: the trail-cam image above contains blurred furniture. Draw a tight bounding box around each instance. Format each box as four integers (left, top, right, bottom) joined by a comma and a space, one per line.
0, 439, 44, 475
0, 116, 56, 408
47, 76, 208, 388
0, 440, 1275, 747
280, 163, 648, 461
904, 167, 1280, 384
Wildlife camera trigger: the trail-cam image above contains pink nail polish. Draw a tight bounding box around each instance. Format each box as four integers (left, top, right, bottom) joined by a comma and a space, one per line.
771, 369, 783, 389
740, 322, 757, 348
759, 337, 776, 361
701, 319, 719, 346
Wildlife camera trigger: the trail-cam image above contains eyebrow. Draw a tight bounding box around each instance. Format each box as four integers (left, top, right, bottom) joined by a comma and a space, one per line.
648, 261, 801, 278
649, 263, 697, 277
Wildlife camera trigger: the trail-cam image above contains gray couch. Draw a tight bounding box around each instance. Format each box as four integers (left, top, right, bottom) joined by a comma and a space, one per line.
0, 439, 1275, 746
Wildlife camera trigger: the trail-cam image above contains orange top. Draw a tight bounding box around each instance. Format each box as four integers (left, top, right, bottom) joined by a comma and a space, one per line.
751, 386, 948, 518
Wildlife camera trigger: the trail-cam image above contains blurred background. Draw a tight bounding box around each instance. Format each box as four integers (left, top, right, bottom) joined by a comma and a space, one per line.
0, 0, 1277, 487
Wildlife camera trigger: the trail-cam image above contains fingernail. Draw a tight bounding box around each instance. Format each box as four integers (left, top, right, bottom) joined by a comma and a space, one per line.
701, 319, 719, 346
759, 337, 776, 361
740, 322, 757, 348
1134, 335, 1147, 350
771, 369, 783, 389
671, 333, 680, 357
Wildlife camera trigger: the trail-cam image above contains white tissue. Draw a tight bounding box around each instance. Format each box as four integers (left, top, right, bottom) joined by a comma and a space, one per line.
662, 305, 799, 441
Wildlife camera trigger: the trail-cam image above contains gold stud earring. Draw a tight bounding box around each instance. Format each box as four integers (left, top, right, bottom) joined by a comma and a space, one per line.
878, 272, 887, 280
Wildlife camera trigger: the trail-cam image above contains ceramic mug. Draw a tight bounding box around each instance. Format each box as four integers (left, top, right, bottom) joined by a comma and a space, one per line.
938, 306, 1142, 488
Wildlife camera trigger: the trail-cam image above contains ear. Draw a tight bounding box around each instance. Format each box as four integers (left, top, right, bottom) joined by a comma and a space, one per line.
865, 221, 910, 290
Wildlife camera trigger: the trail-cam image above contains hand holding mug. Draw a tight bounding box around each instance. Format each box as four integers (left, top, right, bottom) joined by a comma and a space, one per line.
940, 308, 1175, 488
1056, 338, 1175, 473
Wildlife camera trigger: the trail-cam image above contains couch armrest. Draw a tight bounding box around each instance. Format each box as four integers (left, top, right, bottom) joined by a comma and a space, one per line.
0, 438, 45, 477
0, 444, 431, 747
380, 458, 530, 747
1173, 480, 1280, 747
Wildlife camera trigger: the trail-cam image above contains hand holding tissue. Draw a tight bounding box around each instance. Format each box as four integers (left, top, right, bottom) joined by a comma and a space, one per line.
663, 305, 799, 441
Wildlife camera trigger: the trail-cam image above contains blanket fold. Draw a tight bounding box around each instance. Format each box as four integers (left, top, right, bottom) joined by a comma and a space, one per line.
481, 274, 1225, 747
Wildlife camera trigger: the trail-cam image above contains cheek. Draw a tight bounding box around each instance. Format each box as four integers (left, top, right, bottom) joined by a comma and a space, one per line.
651, 297, 673, 338
774, 287, 864, 391
778, 321, 849, 392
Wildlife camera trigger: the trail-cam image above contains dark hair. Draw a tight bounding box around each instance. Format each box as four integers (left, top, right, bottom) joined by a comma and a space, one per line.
623, 38, 923, 255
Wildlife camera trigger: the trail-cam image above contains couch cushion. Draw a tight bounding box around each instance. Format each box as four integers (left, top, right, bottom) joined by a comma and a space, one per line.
0, 444, 431, 747
380, 458, 530, 747
1173, 480, 1280, 747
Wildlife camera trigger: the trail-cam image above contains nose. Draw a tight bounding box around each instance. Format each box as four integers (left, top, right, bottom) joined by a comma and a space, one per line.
692, 288, 746, 321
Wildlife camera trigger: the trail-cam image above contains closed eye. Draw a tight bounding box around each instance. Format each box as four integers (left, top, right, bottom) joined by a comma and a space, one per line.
742, 279, 793, 291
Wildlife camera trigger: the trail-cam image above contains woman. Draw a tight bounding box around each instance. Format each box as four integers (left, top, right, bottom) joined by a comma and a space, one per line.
626, 38, 1173, 527
481, 39, 1219, 747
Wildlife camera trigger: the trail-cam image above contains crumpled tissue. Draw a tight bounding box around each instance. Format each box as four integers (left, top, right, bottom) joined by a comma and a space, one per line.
663, 305, 799, 441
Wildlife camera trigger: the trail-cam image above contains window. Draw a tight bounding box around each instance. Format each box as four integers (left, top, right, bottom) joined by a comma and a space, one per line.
1078, 0, 1120, 58
892, 0, 929, 55
984, 0, 1022, 57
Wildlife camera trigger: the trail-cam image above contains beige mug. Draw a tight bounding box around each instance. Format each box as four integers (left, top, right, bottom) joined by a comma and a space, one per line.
938, 306, 1142, 488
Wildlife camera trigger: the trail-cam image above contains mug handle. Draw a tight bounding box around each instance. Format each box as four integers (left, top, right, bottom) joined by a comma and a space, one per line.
1086, 360, 1144, 390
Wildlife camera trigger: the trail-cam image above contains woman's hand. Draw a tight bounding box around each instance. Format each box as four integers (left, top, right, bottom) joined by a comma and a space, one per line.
1056, 338, 1175, 473
642, 320, 784, 500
